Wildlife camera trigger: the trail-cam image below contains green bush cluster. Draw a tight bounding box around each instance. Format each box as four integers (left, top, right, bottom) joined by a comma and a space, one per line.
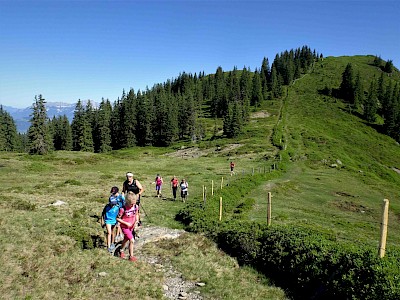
177, 174, 400, 299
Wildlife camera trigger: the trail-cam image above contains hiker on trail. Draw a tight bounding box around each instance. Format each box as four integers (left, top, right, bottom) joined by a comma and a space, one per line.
109, 186, 125, 243
122, 172, 144, 225
117, 191, 139, 262
101, 186, 125, 253
154, 174, 163, 198
180, 178, 188, 202
230, 161, 235, 176
170, 175, 179, 201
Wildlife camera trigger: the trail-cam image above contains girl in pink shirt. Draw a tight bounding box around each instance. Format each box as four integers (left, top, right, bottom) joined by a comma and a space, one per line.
117, 192, 139, 262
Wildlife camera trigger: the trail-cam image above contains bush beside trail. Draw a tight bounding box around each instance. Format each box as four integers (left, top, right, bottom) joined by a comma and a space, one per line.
177, 173, 400, 300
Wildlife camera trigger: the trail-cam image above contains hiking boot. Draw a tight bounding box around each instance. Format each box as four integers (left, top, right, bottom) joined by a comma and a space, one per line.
108, 247, 113, 254
110, 243, 115, 250
120, 251, 125, 259
129, 256, 137, 262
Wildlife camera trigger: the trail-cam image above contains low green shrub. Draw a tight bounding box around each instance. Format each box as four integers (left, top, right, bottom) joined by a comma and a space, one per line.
177, 173, 400, 299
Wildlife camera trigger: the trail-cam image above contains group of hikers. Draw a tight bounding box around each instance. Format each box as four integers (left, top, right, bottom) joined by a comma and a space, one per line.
101, 171, 189, 261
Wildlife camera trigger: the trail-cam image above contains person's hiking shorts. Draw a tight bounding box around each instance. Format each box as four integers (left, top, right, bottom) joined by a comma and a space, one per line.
122, 227, 135, 240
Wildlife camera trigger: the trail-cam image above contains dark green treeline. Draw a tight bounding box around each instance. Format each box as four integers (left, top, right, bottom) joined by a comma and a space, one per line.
338, 58, 400, 142
1, 46, 319, 154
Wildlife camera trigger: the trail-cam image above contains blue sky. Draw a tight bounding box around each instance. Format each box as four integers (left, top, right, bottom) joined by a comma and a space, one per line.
0, 1, 399, 108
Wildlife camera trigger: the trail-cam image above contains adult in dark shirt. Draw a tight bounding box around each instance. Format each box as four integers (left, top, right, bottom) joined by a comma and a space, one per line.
122, 172, 144, 226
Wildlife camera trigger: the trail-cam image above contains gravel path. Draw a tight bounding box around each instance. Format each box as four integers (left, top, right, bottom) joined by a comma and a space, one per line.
115, 225, 204, 300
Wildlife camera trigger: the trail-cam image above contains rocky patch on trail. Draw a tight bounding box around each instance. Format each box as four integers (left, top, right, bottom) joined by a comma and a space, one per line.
120, 225, 204, 300
164, 144, 242, 159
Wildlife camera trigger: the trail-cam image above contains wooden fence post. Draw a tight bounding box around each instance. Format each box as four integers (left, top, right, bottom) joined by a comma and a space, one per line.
211, 180, 214, 196
204, 186, 207, 206
221, 177, 223, 189
267, 192, 272, 226
219, 197, 222, 221
378, 199, 390, 258
202, 185, 205, 203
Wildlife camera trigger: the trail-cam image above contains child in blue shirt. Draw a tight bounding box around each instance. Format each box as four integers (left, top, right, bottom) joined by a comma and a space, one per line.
101, 186, 125, 253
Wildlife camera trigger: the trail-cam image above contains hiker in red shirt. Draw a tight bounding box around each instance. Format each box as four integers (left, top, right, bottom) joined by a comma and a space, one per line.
170, 176, 179, 201
230, 161, 235, 176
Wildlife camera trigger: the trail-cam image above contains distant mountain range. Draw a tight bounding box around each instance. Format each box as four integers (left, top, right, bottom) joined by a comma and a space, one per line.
1, 101, 96, 133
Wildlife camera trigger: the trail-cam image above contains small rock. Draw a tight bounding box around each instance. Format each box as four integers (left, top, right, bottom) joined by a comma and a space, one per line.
51, 200, 67, 206
98, 272, 107, 277
336, 159, 342, 165
179, 292, 188, 297
330, 164, 338, 168
196, 282, 206, 287
162, 285, 169, 291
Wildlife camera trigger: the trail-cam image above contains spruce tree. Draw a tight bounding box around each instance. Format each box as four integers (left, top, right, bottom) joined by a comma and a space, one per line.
0, 105, 19, 151
353, 72, 364, 110
95, 99, 112, 153
27, 95, 53, 155
251, 69, 263, 106
135, 91, 151, 146
339, 63, 355, 104
364, 80, 378, 123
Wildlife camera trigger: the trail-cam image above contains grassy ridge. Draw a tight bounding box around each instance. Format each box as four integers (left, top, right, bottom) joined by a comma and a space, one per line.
250, 55, 400, 249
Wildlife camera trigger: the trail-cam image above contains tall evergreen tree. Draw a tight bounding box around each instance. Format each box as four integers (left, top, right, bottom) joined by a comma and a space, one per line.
339, 63, 355, 104
384, 60, 394, 73
71, 100, 93, 152
364, 79, 378, 123
94, 99, 112, 153
135, 91, 151, 146
51, 115, 72, 150
27, 95, 53, 155
0, 105, 19, 151
353, 72, 364, 110
270, 65, 282, 98
251, 69, 263, 106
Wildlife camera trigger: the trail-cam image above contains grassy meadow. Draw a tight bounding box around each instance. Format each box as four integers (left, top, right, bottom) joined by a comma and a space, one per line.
1, 54, 400, 299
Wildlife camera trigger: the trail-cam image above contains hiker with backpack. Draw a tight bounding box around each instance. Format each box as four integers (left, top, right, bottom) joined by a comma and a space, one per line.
180, 178, 188, 202
170, 175, 179, 201
154, 174, 163, 198
117, 191, 139, 262
101, 186, 125, 253
122, 172, 144, 225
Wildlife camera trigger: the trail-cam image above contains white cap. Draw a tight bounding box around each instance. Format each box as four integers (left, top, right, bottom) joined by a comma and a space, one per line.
126, 172, 133, 177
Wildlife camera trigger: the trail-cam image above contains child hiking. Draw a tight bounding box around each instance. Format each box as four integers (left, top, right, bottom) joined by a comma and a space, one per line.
101, 186, 125, 254
154, 174, 163, 198
117, 191, 139, 262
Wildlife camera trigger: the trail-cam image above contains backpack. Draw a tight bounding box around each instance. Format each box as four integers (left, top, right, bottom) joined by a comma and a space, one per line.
124, 179, 139, 194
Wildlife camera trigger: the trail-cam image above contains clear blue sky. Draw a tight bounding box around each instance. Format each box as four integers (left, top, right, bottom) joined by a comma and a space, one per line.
0, 0, 399, 108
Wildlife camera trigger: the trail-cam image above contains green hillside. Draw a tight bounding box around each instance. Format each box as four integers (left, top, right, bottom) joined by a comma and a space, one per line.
249, 55, 400, 248
1, 54, 399, 299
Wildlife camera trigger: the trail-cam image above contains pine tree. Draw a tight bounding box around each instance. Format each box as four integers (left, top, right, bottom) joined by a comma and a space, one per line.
270, 65, 282, 98
339, 63, 355, 104
51, 115, 72, 150
384, 60, 394, 73
353, 72, 364, 111
251, 69, 263, 106
364, 80, 378, 123
71, 100, 93, 152
28, 95, 53, 155
135, 91, 151, 146
0, 105, 19, 151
